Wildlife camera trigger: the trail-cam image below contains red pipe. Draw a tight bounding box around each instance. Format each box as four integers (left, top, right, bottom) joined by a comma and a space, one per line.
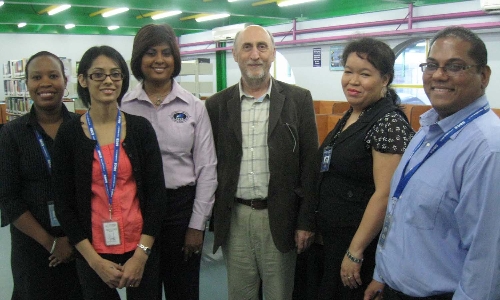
180, 9, 493, 56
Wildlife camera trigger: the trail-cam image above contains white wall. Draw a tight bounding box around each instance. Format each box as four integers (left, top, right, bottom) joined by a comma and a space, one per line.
1, 0, 500, 108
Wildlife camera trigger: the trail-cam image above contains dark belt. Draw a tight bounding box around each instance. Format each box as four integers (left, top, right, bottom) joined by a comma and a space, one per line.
384, 285, 453, 300
235, 198, 268, 210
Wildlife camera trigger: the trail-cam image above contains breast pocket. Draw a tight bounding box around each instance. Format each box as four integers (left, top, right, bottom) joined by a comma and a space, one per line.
404, 179, 445, 230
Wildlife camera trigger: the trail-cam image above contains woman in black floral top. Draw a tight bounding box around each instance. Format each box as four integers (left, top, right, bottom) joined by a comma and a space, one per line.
316, 38, 414, 299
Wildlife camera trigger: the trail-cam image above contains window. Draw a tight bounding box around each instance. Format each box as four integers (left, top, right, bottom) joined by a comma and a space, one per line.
393, 39, 429, 105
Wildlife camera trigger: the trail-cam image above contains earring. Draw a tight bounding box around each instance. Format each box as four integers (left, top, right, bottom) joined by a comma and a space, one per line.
64, 88, 70, 97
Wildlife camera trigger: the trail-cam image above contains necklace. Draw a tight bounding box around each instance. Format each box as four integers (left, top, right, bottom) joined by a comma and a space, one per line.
146, 91, 169, 106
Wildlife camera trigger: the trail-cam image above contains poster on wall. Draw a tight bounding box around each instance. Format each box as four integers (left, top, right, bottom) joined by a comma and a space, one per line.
313, 48, 321, 67
330, 45, 344, 71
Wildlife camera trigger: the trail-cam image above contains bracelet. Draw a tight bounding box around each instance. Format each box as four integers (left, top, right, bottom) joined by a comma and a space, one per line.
50, 237, 58, 254
346, 249, 363, 264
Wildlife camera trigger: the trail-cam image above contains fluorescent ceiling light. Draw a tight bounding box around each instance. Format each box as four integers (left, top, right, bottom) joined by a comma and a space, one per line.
102, 7, 129, 18
196, 13, 230, 22
65, 23, 75, 29
108, 25, 120, 30
278, 0, 317, 7
48, 4, 71, 15
228, 0, 239, 2
0, 2, 4, 7
151, 10, 182, 20
18, 22, 27, 28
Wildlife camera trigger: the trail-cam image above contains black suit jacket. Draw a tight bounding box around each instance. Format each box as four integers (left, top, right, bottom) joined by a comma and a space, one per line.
205, 78, 318, 253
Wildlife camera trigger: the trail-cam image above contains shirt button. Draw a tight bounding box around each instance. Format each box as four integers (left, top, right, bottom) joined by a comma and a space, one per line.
250, 148, 254, 151
426, 142, 431, 147
250, 172, 254, 175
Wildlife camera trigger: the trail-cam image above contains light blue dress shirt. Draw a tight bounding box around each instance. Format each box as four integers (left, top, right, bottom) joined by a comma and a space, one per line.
374, 95, 500, 299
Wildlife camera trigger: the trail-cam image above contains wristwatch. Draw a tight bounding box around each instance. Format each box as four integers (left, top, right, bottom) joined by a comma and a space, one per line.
137, 243, 151, 256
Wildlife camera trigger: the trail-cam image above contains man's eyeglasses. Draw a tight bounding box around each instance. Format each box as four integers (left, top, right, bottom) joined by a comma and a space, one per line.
419, 63, 478, 76
88, 72, 124, 81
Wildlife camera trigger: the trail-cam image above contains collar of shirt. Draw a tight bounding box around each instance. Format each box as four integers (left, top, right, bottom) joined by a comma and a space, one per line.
122, 80, 189, 105
26, 103, 72, 128
419, 95, 489, 140
238, 78, 272, 102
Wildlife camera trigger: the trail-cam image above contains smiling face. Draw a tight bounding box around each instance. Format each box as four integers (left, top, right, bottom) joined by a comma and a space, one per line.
78, 55, 123, 106
232, 26, 275, 86
140, 43, 175, 84
26, 55, 67, 112
341, 52, 389, 111
424, 37, 490, 119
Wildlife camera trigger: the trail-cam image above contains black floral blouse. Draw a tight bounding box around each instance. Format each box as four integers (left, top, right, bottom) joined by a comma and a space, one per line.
365, 110, 414, 153
333, 106, 414, 154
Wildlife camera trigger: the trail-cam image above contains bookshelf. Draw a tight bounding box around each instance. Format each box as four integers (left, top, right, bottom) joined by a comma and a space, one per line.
3, 59, 30, 121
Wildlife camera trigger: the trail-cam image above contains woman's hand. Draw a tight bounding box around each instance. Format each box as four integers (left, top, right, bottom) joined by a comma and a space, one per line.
183, 228, 204, 261
90, 258, 124, 288
48, 236, 74, 267
118, 251, 148, 289
341, 252, 363, 288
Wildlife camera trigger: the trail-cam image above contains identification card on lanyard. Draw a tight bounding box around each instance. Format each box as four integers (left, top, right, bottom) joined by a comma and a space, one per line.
320, 146, 333, 172
34, 129, 62, 227
86, 110, 123, 246
378, 104, 489, 247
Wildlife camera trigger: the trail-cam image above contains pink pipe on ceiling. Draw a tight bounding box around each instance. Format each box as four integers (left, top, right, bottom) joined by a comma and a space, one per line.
180, 6, 496, 56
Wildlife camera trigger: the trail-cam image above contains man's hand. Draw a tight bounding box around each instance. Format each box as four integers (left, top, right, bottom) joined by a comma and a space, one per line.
364, 280, 385, 300
295, 230, 315, 254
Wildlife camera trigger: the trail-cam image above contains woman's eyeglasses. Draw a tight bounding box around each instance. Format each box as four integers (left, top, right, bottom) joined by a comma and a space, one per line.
88, 72, 124, 81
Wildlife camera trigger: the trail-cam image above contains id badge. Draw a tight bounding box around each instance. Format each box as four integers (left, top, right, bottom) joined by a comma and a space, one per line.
378, 214, 392, 248
320, 146, 333, 172
48, 201, 60, 227
103, 221, 121, 246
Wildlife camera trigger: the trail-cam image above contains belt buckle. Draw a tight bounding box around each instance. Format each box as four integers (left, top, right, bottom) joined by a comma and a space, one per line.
250, 199, 257, 210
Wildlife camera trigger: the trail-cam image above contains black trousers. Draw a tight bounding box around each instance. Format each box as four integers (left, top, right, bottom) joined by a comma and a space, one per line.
158, 185, 202, 300
317, 226, 377, 300
76, 245, 159, 300
75, 247, 160, 300
10, 226, 83, 300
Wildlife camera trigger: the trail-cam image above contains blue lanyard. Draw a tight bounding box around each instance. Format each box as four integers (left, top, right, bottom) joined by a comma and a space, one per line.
34, 130, 52, 173
393, 104, 489, 199
85, 110, 122, 218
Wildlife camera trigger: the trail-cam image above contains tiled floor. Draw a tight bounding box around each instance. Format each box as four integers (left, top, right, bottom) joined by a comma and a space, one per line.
0, 226, 228, 300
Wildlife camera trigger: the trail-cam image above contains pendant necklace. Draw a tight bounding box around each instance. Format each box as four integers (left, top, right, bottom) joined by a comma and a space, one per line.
147, 92, 169, 106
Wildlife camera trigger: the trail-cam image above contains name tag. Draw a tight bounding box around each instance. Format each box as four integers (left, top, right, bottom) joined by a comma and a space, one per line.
320, 146, 332, 172
48, 201, 60, 227
103, 221, 121, 246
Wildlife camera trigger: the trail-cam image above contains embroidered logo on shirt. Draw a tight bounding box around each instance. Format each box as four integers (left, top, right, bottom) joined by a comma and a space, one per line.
171, 111, 190, 123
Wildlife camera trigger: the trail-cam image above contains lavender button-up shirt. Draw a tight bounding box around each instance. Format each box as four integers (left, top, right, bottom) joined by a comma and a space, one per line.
121, 80, 217, 230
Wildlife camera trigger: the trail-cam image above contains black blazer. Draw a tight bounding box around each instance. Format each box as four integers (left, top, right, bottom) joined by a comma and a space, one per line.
205, 78, 319, 253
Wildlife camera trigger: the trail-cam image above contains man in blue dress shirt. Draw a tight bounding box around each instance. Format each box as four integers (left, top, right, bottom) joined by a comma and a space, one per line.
364, 26, 500, 300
